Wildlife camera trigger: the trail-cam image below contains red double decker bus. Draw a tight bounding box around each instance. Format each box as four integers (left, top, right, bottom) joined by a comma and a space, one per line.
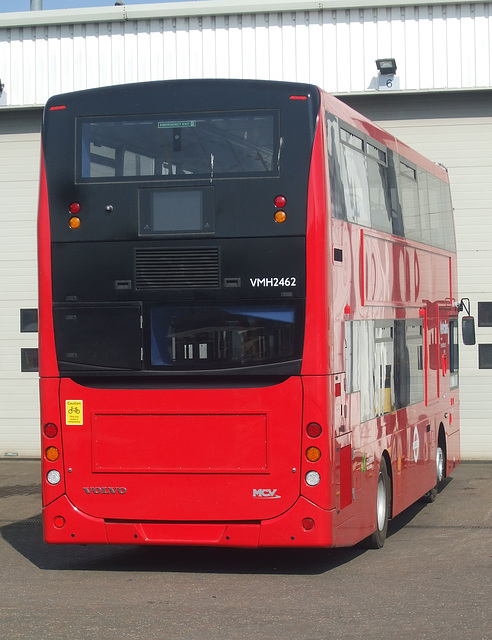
38, 79, 466, 548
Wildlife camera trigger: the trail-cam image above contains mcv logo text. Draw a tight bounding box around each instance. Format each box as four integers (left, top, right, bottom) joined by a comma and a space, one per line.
83, 487, 127, 495
253, 489, 281, 499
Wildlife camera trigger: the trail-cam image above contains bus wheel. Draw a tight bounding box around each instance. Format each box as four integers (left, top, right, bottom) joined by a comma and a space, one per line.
365, 456, 391, 549
423, 444, 445, 503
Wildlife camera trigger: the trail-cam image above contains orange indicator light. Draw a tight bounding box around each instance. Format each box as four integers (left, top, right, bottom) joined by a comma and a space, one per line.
306, 446, 321, 462
46, 446, 60, 462
274, 210, 287, 223
69, 216, 81, 229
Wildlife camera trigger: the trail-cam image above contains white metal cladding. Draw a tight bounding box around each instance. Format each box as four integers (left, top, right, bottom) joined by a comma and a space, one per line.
0, 110, 41, 458
2, 1, 492, 106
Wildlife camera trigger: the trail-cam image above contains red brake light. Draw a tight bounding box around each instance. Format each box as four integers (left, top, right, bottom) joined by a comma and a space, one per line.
274, 195, 287, 208
69, 202, 81, 214
306, 422, 322, 438
302, 518, 315, 530
44, 423, 58, 438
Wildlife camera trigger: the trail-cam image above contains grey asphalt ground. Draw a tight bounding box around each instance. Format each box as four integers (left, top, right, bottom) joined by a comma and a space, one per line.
0, 459, 491, 640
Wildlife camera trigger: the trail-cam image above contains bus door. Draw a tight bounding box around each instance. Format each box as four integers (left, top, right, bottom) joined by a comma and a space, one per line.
438, 308, 451, 388
438, 307, 460, 408
333, 373, 353, 511
423, 303, 439, 405
430, 304, 453, 398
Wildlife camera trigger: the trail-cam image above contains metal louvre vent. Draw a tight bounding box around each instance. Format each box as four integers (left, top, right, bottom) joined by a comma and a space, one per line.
136, 247, 220, 290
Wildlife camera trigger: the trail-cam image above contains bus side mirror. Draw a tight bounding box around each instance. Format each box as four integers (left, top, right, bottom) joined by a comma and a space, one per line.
462, 316, 476, 346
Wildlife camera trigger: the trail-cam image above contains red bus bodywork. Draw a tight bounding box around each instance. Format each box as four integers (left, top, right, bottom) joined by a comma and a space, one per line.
38, 81, 460, 547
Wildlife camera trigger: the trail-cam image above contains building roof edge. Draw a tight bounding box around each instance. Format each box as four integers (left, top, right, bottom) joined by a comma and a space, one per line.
0, 0, 477, 29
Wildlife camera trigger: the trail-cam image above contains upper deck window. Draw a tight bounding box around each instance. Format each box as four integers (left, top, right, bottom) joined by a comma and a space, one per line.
78, 111, 279, 181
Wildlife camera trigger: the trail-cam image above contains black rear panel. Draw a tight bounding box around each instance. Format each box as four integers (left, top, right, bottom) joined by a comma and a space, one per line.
43, 79, 320, 376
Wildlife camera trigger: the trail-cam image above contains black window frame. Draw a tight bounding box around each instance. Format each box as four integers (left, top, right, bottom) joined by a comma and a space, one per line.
478, 302, 492, 327
20, 309, 38, 333
479, 344, 492, 369
21, 348, 39, 373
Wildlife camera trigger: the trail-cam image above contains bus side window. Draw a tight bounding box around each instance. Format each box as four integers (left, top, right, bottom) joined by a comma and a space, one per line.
325, 114, 347, 221
400, 162, 421, 243
367, 156, 392, 234
339, 136, 371, 228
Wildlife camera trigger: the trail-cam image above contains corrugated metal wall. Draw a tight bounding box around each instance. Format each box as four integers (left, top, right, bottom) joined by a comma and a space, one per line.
0, 110, 41, 458
2, 2, 492, 105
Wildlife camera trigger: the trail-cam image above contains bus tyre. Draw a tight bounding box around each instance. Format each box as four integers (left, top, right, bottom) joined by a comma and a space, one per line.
366, 457, 391, 549
422, 445, 445, 503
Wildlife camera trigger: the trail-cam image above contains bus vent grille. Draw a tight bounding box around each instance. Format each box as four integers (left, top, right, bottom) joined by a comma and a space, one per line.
135, 247, 220, 289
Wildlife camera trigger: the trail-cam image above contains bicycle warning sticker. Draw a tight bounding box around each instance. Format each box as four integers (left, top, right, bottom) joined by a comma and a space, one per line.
66, 400, 83, 425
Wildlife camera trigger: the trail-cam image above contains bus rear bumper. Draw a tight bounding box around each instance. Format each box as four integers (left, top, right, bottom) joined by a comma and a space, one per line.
43, 495, 335, 547
43, 494, 110, 544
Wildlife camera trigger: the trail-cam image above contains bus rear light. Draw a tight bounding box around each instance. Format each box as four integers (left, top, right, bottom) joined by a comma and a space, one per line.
69, 216, 81, 229
305, 471, 321, 487
46, 470, 61, 485
45, 446, 60, 462
302, 518, 315, 531
274, 210, 287, 223
306, 422, 322, 438
69, 202, 81, 214
306, 446, 321, 462
274, 195, 287, 208
43, 423, 58, 438
335, 382, 342, 397
54, 516, 65, 528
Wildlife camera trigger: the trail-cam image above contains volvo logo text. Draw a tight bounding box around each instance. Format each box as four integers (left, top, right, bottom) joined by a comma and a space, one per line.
83, 487, 127, 495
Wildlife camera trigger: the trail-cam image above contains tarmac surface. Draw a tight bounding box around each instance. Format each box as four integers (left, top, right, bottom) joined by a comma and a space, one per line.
0, 459, 491, 640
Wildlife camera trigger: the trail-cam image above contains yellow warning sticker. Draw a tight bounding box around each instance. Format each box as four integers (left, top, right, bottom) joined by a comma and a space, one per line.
66, 400, 83, 425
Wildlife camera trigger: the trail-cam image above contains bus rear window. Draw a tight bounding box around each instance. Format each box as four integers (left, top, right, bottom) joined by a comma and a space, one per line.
78, 111, 278, 181
149, 304, 299, 369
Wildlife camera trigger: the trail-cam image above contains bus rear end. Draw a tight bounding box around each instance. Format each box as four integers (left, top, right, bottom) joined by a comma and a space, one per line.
38, 79, 334, 546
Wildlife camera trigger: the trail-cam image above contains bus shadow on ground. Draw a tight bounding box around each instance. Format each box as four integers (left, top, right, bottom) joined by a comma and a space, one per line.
1, 515, 368, 575
2, 484, 448, 575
